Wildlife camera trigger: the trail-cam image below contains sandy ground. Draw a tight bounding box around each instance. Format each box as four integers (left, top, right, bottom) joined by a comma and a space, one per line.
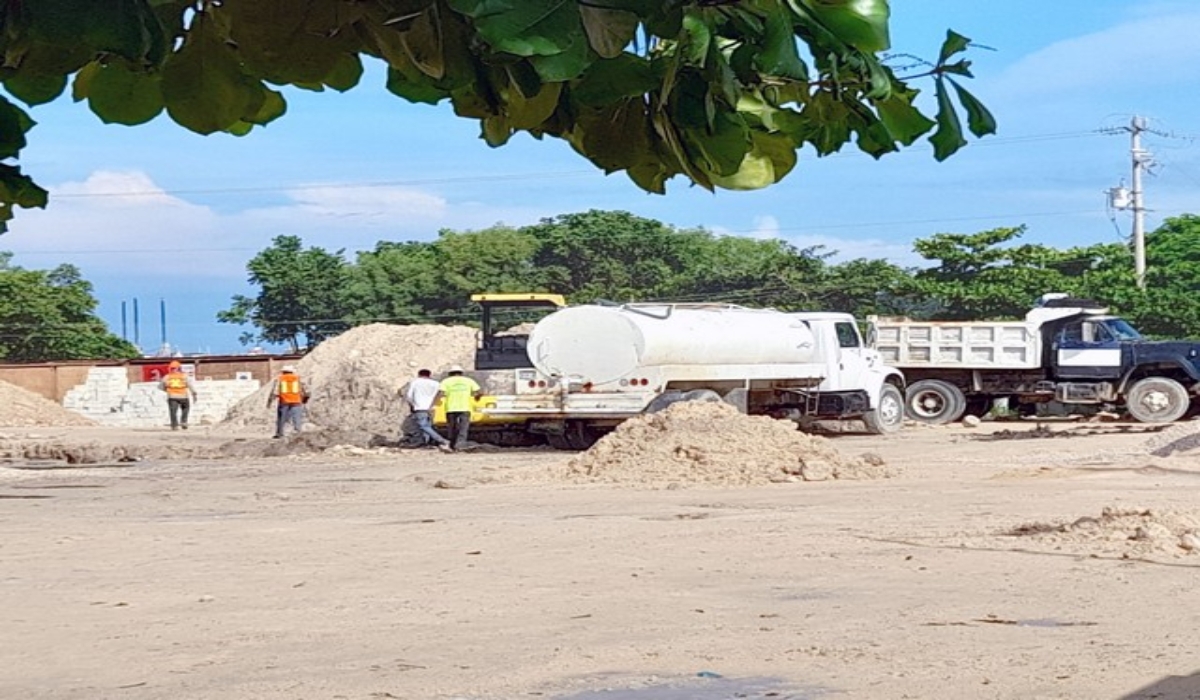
2, 422, 1200, 700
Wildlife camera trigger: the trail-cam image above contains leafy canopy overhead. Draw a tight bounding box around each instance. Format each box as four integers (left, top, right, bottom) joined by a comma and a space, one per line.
0, 0, 994, 230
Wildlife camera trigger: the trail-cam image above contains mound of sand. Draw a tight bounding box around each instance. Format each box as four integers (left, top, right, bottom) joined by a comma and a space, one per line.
1143, 420, 1200, 457
0, 379, 95, 428
513, 401, 892, 489
1005, 506, 1200, 558
222, 323, 478, 437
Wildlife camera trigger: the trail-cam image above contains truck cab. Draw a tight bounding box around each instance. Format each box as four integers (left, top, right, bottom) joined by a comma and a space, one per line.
472, 293, 566, 370
1049, 314, 1140, 381
1041, 306, 1200, 421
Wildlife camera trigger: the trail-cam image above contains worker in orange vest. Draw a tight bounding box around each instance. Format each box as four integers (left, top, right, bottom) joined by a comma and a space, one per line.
158, 360, 198, 430
268, 365, 309, 438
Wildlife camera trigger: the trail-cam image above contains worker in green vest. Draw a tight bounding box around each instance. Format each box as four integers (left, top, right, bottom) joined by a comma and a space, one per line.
438, 365, 482, 451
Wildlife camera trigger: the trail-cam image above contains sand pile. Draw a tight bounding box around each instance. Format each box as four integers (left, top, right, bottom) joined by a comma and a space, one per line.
517, 401, 892, 489
1005, 506, 1200, 559
0, 379, 95, 428
1143, 420, 1200, 457
222, 323, 478, 436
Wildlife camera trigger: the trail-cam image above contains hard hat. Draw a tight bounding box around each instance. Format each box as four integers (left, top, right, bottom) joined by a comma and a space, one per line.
282, 365, 297, 373
168, 360, 181, 369
448, 364, 464, 373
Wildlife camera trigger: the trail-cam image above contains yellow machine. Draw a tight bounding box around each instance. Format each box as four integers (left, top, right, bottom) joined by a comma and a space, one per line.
431, 293, 566, 440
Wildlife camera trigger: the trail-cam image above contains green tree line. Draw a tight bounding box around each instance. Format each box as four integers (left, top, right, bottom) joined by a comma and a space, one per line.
220, 209, 1200, 352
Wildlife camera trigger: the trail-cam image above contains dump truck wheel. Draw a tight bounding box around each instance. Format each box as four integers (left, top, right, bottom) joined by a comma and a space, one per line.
1125, 377, 1190, 424
905, 380, 966, 425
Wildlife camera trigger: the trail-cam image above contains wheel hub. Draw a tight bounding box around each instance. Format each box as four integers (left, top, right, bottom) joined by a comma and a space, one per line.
880, 397, 901, 424
1141, 390, 1170, 413
914, 393, 944, 414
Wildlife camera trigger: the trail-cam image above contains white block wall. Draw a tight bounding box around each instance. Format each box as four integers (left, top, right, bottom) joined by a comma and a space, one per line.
63, 367, 260, 427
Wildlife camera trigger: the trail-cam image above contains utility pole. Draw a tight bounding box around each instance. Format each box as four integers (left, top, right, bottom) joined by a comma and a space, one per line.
1105, 116, 1155, 289
1129, 116, 1149, 289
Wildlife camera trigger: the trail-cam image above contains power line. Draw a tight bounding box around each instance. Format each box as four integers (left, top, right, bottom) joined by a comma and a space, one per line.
5, 207, 1138, 259
44, 130, 1107, 201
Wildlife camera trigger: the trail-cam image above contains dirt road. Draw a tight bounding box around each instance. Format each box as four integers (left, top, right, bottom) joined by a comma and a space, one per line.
2, 422, 1198, 699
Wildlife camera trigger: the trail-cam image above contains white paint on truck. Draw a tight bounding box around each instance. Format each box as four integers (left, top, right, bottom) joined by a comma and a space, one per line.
528, 303, 818, 383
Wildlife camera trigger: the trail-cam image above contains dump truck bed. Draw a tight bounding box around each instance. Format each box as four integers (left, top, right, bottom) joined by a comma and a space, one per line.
869, 317, 1041, 370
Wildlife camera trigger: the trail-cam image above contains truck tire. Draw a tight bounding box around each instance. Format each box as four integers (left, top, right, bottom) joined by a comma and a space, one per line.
863, 384, 904, 434
905, 379, 966, 425
644, 390, 685, 414
681, 389, 722, 403
1125, 377, 1190, 423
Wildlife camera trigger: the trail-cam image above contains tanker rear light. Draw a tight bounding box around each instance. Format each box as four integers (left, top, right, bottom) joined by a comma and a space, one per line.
618, 378, 651, 387
527, 379, 550, 389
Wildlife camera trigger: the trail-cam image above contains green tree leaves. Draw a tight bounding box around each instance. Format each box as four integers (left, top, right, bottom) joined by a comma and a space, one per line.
0, 97, 47, 231
0, 0, 993, 232
217, 235, 351, 353
0, 254, 139, 362
929, 30, 996, 160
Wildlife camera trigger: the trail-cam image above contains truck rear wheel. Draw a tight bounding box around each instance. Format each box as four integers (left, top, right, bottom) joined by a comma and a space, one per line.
863, 384, 904, 434
681, 389, 722, 403
905, 380, 966, 425
1125, 377, 1190, 423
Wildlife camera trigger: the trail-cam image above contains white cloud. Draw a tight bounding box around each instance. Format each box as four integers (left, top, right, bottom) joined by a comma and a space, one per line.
989, 8, 1200, 100
265, 183, 448, 221
781, 233, 920, 266
711, 214, 920, 265
4, 170, 230, 275
1, 169, 557, 280
748, 214, 781, 240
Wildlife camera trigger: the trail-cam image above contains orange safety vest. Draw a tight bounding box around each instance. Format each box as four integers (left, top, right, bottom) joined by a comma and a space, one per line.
277, 374, 304, 404
164, 370, 190, 398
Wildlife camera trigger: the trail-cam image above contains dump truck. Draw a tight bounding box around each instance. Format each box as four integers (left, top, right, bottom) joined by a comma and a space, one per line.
474, 302, 906, 449
868, 294, 1200, 425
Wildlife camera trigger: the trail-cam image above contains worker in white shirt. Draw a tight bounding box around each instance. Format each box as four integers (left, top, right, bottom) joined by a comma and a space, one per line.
402, 368, 452, 452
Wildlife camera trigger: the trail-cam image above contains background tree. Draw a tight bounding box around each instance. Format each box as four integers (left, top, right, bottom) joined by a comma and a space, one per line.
526, 210, 710, 301
218, 235, 350, 353
650, 233, 827, 309
343, 226, 547, 326
817, 258, 918, 318
0, 254, 139, 362
0, 1, 993, 230
227, 209, 1200, 348
910, 226, 1130, 319
342, 241, 445, 327
1106, 215, 1200, 338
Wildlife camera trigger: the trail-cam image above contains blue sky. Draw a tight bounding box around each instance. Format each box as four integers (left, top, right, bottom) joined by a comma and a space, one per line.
5, 1, 1200, 355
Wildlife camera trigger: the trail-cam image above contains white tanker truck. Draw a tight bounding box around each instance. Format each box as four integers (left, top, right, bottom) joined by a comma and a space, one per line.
472, 302, 906, 449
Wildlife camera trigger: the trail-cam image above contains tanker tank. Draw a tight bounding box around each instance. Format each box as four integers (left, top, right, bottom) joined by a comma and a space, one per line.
527, 304, 818, 384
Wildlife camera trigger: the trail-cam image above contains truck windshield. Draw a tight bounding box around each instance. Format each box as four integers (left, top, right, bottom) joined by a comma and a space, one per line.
1103, 318, 1142, 341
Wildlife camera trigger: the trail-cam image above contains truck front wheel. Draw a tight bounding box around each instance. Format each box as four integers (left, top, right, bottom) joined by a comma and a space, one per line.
905, 380, 966, 425
1125, 377, 1191, 423
863, 384, 904, 434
